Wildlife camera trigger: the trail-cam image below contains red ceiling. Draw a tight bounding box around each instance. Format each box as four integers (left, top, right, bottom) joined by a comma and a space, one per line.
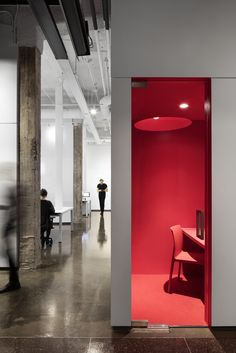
132, 78, 210, 122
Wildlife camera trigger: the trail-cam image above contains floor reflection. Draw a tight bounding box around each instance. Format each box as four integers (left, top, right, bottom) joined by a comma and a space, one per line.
97, 216, 107, 248
0, 212, 111, 337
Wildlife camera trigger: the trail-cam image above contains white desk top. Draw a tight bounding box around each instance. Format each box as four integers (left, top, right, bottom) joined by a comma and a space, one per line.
54, 207, 73, 215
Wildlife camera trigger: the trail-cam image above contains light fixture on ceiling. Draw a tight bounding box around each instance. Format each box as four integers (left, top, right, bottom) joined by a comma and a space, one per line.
153, 117, 160, 120
179, 103, 189, 109
90, 108, 97, 116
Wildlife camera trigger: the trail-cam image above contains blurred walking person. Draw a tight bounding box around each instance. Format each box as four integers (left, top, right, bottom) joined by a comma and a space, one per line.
0, 162, 21, 293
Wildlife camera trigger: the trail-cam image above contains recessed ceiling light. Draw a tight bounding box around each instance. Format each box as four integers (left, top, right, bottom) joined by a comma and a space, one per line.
90, 108, 97, 115
179, 103, 189, 109
153, 117, 160, 120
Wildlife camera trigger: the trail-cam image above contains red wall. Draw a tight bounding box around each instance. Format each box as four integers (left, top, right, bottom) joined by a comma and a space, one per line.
132, 121, 206, 274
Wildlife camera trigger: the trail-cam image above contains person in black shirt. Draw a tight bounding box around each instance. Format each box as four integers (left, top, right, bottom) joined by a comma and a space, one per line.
97, 179, 108, 216
40, 188, 55, 248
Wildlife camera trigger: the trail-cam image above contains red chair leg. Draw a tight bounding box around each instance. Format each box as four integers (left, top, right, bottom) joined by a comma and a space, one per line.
178, 261, 182, 280
168, 259, 175, 293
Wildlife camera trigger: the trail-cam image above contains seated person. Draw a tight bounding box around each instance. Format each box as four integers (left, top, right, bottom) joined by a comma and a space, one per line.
40, 188, 55, 248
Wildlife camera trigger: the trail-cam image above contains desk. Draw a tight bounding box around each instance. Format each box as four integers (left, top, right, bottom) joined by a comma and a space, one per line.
54, 207, 73, 242
182, 228, 205, 249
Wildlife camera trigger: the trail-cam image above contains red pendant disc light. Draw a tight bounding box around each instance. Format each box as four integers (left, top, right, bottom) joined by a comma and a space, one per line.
134, 117, 192, 131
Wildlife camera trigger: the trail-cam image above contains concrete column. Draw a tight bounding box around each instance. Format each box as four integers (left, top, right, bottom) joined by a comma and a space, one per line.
73, 122, 83, 228
18, 47, 41, 269
55, 76, 64, 209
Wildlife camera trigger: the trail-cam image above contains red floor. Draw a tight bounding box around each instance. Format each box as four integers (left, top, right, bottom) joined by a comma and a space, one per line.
132, 274, 206, 326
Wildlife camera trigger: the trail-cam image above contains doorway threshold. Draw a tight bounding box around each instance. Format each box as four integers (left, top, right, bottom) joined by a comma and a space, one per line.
131, 321, 170, 334
148, 324, 170, 332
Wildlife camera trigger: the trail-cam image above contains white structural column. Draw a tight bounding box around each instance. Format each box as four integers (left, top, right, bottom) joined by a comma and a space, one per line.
212, 78, 236, 325
55, 76, 63, 209
111, 78, 131, 326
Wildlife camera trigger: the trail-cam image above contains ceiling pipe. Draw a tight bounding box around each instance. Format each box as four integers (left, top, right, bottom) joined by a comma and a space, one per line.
85, 56, 110, 134
89, 0, 107, 96
100, 95, 111, 134
85, 57, 100, 104
94, 30, 107, 96
104, 56, 111, 95
89, 0, 110, 129
105, 28, 111, 77
86, 138, 111, 144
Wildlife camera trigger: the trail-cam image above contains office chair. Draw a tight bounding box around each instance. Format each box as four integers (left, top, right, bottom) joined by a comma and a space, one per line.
168, 225, 204, 293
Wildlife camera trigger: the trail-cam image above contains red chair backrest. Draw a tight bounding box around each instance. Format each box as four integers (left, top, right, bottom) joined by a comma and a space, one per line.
170, 225, 183, 257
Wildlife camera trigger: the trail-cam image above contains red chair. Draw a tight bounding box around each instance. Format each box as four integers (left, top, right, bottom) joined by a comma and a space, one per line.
168, 225, 204, 293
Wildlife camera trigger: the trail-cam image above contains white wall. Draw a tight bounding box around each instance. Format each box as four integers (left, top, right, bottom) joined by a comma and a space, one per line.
212, 79, 236, 326
86, 144, 111, 210
41, 120, 73, 212
0, 24, 17, 267
111, 78, 131, 326
111, 0, 236, 326
112, 0, 236, 78
41, 115, 111, 219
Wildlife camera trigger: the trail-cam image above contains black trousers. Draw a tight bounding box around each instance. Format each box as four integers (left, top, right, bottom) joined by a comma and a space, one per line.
99, 192, 106, 213
4, 227, 20, 284
41, 226, 51, 247
7, 249, 19, 283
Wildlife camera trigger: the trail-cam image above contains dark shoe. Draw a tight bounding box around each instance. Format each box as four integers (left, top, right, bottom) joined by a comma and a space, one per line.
0, 281, 21, 294
46, 238, 53, 247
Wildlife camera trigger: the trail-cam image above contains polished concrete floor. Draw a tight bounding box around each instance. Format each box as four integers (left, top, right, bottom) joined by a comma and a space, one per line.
0, 212, 236, 352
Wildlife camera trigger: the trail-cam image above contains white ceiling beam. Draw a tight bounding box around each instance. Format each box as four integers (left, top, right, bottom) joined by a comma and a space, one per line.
58, 59, 101, 144
42, 41, 101, 144
42, 41, 63, 77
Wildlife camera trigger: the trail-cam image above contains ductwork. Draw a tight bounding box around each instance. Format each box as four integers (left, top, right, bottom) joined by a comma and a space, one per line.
100, 95, 111, 114
100, 95, 111, 133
